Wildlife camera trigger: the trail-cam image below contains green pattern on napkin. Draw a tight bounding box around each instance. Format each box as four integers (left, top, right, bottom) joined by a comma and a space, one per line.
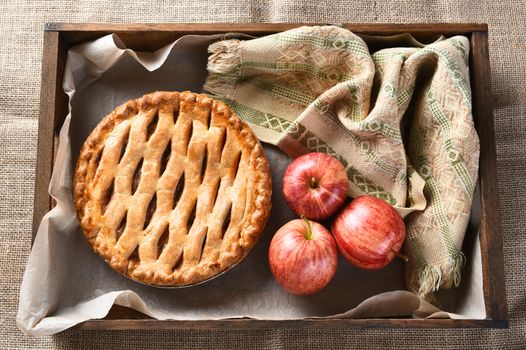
204, 25, 479, 298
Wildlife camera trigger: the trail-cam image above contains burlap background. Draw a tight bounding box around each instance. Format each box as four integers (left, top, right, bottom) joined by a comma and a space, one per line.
1, 1, 524, 348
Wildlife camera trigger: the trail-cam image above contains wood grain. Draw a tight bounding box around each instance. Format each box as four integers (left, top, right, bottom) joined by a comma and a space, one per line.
32, 31, 68, 242
76, 317, 507, 330
31, 22, 507, 329
46, 22, 487, 33
469, 31, 508, 324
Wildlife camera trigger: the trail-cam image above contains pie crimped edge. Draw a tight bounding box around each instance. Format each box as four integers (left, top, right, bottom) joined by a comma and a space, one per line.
73, 91, 272, 286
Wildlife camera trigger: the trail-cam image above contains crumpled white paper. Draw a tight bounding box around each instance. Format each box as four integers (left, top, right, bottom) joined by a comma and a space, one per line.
17, 33, 485, 336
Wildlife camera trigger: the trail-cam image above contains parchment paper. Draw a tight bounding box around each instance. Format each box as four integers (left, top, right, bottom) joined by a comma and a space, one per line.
17, 33, 486, 336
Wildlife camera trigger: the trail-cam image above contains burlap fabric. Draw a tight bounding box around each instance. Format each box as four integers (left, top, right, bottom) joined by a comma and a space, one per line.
204, 26, 478, 298
1, 1, 524, 349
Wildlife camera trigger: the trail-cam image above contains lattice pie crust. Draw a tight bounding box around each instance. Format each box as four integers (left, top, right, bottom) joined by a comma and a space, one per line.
74, 91, 272, 286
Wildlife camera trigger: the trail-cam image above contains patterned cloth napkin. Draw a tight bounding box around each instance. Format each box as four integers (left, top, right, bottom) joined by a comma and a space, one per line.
203, 26, 479, 298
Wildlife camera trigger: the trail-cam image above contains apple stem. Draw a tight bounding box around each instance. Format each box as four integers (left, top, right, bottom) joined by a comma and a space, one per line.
310, 176, 318, 189
301, 215, 313, 240
392, 250, 409, 262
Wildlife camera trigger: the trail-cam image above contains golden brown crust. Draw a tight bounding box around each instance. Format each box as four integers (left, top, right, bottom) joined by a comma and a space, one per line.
74, 91, 272, 286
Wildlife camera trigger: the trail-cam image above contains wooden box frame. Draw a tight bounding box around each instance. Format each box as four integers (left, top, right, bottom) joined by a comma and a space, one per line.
33, 23, 507, 329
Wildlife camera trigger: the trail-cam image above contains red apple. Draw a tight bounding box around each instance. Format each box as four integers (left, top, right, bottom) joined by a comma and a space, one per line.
283, 152, 349, 220
269, 218, 338, 295
332, 196, 406, 270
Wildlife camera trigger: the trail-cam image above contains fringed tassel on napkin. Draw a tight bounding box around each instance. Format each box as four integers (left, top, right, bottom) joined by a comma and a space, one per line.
413, 252, 466, 298
204, 39, 242, 100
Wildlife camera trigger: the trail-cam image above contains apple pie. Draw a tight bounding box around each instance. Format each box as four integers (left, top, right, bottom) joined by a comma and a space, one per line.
73, 91, 272, 286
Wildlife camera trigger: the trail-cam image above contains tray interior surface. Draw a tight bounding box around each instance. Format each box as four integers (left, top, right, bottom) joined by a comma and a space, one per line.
32, 23, 507, 329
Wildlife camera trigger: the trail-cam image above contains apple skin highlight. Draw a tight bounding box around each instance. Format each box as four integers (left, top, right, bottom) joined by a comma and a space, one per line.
282, 152, 349, 220
332, 196, 406, 270
269, 218, 338, 295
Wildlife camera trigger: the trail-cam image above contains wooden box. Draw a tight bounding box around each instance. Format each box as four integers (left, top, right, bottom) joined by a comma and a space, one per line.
33, 23, 507, 329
